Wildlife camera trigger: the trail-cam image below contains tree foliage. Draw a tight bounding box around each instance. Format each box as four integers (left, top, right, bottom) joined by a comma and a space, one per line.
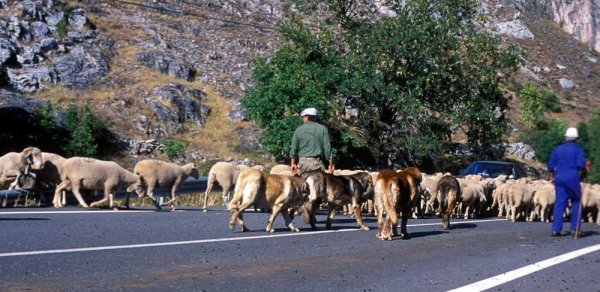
242, 0, 524, 167
61, 103, 109, 157
581, 109, 600, 183
518, 83, 546, 129
161, 139, 186, 162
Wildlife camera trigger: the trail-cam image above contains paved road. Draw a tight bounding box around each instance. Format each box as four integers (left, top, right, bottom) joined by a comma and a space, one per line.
0, 207, 599, 292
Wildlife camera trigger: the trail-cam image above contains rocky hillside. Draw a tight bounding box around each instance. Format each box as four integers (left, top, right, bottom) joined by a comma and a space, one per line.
0, 0, 598, 170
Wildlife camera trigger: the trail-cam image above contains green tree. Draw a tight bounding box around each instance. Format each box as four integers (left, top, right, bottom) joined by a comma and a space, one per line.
161, 140, 186, 162
242, 0, 524, 167
518, 83, 546, 129
61, 103, 106, 157
585, 109, 600, 183
533, 120, 567, 163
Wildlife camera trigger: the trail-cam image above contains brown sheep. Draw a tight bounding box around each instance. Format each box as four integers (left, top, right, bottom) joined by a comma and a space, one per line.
129, 159, 200, 210
53, 157, 143, 209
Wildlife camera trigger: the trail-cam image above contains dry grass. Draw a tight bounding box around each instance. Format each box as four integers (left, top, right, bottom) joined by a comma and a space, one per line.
110, 192, 226, 208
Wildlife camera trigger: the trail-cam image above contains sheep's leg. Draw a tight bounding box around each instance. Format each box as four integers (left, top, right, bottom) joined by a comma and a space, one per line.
125, 192, 131, 209
53, 179, 72, 208
161, 187, 177, 210
223, 186, 232, 206
146, 188, 162, 210
89, 193, 108, 208
71, 186, 90, 208
8, 173, 22, 190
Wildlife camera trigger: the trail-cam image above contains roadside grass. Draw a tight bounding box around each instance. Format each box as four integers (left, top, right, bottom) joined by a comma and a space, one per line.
2, 190, 227, 209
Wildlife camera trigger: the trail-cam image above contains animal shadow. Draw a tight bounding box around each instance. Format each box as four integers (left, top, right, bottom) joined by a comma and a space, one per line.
0, 218, 50, 221
448, 223, 478, 229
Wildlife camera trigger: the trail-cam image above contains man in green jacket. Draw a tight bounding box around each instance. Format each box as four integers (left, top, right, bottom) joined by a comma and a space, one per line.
290, 107, 334, 175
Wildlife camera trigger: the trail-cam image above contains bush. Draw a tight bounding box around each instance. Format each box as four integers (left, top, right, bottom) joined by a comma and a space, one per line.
161, 140, 186, 162
61, 103, 109, 157
541, 90, 561, 113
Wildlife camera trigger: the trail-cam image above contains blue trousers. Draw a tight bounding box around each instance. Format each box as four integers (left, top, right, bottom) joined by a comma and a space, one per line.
552, 179, 582, 233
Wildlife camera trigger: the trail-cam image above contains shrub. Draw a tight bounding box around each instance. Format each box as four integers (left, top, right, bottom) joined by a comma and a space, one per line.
61, 103, 108, 157
541, 90, 561, 113
161, 140, 186, 162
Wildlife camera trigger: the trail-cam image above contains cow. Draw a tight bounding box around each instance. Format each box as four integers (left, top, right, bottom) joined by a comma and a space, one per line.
228, 168, 309, 233
300, 170, 371, 231
374, 167, 423, 240
436, 175, 462, 229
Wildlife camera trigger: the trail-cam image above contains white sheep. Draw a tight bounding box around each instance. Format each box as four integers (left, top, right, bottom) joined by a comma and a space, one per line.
269, 164, 293, 176
531, 182, 555, 222
0, 147, 44, 190
203, 162, 262, 212
53, 157, 143, 210
130, 159, 199, 210
25, 152, 67, 205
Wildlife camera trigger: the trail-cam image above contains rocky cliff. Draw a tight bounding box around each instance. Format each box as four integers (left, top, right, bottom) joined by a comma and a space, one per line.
0, 0, 598, 166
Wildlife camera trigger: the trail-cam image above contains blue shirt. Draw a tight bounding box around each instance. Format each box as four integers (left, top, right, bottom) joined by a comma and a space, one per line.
547, 141, 585, 181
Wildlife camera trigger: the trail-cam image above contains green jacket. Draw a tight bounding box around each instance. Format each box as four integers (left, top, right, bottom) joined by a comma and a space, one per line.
290, 121, 333, 161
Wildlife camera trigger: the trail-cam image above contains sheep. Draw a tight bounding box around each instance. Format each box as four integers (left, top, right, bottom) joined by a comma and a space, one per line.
507, 179, 535, 222
580, 183, 600, 225
269, 164, 293, 176
25, 152, 67, 205
203, 162, 263, 212
129, 159, 200, 210
53, 157, 143, 210
0, 147, 44, 190
457, 179, 486, 219
531, 182, 555, 222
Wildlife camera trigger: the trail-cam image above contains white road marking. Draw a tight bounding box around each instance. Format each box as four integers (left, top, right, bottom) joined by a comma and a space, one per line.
448, 243, 600, 292
0, 218, 506, 257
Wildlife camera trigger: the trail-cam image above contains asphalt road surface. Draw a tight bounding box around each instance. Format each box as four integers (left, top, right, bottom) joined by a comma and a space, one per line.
1, 206, 599, 292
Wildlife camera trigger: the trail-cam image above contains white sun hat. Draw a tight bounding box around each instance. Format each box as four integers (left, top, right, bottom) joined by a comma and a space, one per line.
300, 108, 318, 116
565, 127, 579, 139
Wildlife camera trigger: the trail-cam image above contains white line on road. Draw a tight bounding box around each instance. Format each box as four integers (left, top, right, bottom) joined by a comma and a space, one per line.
447, 243, 600, 292
0, 218, 505, 257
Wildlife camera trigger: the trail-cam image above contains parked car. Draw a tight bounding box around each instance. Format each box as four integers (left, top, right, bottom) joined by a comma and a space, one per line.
458, 161, 528, 179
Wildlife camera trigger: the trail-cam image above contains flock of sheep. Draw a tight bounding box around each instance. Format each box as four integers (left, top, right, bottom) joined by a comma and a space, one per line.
0, 147, 199, 210
2, 146, 599, 235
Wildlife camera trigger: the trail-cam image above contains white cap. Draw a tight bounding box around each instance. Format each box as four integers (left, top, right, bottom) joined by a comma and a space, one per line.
565, 127, 579, 139
301, 108, 318, 116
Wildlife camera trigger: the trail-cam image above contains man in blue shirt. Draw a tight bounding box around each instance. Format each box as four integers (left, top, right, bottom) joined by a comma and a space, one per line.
547, 127, 586, 237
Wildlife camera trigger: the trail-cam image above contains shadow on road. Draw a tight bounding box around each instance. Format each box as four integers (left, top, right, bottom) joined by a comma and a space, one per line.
0, 218, 50, 221
449, 223, 478, 229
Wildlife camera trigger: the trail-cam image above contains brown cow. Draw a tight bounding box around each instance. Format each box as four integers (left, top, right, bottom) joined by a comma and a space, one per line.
300, 170, 371, 231
374, 167, 422, 240
436, 175, 462, 229
228, 169, 309, 233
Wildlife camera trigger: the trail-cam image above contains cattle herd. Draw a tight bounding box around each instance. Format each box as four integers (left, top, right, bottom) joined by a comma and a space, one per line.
1, 146, 600, 240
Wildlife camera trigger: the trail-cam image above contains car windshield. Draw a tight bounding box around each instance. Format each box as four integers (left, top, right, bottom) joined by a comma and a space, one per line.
463, 162, 510, 178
